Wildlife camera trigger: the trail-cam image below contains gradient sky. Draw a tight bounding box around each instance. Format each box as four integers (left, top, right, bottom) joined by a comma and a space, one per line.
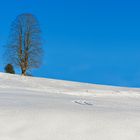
0, 0, 140, 87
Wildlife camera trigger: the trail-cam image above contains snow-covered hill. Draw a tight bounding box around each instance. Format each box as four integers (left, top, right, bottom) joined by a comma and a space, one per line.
0, 72, 140, 140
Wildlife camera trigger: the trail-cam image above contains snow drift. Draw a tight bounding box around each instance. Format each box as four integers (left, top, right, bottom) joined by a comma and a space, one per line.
0, 72, 140, 140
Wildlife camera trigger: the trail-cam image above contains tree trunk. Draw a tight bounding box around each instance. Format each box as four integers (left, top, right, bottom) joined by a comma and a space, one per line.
21, 69, 26, 76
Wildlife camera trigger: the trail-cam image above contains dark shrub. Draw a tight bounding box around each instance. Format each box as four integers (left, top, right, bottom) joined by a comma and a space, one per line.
4, 64, 15, 74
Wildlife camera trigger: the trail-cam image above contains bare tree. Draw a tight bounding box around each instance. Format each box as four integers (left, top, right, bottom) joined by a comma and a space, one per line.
5, 13, 43, 75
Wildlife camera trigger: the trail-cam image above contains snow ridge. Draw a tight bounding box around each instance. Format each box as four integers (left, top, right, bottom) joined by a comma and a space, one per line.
0, 72, 140, 140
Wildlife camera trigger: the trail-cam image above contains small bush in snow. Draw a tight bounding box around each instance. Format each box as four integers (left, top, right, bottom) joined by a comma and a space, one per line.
4, 64, 15, 74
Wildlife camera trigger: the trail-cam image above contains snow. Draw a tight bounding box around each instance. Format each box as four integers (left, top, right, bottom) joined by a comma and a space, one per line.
0, 72, 140, 140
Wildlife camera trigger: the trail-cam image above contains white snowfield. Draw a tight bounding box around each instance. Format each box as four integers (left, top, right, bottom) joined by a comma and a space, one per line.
0, 73, 140, 140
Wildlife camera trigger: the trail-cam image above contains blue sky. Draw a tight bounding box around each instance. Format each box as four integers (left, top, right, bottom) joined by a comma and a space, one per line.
0, 0, 140, 87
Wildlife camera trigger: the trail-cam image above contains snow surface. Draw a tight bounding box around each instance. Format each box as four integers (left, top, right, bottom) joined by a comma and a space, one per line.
0, 72, 140, 140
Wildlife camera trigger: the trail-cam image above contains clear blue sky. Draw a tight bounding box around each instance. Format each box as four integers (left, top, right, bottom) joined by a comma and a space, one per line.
0, 0, 140, 87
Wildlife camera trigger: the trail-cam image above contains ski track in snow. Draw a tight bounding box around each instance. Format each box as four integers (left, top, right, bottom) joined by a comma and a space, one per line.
73, 100, 93, 105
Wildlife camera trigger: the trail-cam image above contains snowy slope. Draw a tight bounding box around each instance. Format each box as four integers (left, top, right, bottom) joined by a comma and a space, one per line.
0, 72, 140, 140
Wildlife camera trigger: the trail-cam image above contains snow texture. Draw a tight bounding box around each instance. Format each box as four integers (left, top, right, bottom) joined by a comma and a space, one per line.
0, 72, 140, 140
